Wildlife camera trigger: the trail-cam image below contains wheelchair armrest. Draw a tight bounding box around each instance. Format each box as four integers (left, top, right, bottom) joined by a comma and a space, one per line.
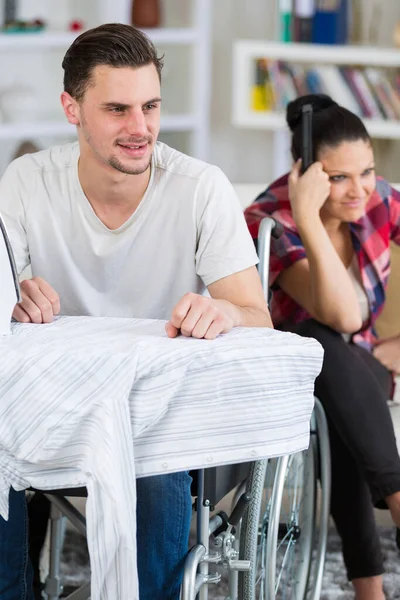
257, 217, 283, 298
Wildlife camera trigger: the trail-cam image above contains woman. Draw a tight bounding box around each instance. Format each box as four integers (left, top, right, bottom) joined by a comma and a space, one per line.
245, 93, 400, 600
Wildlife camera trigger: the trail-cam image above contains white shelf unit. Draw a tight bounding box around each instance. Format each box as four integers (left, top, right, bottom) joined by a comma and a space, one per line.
0, 28, 199, 49
0, 114, 198, 141
0, 0, 212, 160
232, 40, 400, 177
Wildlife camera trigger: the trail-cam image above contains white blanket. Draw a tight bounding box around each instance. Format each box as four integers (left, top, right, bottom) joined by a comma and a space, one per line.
0, 316, 323, 599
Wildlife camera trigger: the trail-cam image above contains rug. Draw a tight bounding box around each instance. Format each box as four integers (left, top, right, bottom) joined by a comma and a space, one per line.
60, 526, 400, 598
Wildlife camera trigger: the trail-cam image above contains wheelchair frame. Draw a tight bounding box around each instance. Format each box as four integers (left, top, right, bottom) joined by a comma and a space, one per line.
181, 217, 331, 600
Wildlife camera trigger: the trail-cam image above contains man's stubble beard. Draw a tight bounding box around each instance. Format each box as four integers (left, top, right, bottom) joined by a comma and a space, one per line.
108, 154, 152, 176
80, 113, 153, 176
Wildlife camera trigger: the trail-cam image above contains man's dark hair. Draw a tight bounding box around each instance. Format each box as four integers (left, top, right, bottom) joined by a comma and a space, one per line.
62, 23, 164, 102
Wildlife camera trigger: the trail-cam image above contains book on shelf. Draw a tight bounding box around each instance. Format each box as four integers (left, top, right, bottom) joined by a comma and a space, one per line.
277, 0, 350, 45
250, 57, 400, 121
314, 64, 361, 115
251, 59, 275, 111
312, 0, 350, 45
340, 67, 382, 118
293, 0, 315, 43
365, 68, 400, 120
278, 0, 293, 42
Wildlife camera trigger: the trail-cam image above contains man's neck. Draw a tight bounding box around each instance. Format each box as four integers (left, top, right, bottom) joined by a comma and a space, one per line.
77, 151, 151, 230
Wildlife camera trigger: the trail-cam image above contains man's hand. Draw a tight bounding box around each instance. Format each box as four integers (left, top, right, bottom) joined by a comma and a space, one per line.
165, 293, 236, 340
12, 277, 60, 324
372, 335, 400, 374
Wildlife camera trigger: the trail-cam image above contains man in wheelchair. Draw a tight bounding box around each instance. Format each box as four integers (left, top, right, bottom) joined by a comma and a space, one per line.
0, 23, 272, 600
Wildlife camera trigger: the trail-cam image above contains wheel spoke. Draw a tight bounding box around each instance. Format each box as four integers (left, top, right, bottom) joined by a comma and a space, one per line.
275, 534, 295, 590
272, 451, 314, 599
276, 527, 294, 552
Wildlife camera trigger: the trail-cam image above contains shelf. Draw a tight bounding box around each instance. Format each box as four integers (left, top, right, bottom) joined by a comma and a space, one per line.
0, 28, 198, 50
0, 121, 73, 139
161, 114, 198, 130
141, 28, 198, 45
0, 114, 198, 140
0, 31, 78, 49
234, 40, 400, 67
232, 40, 400, 143
232, 111, 400, 140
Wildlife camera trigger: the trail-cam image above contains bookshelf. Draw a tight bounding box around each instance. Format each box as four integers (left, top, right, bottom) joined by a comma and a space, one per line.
0, 27, 199, 49
232, 40, 400, 177
0, 0, 212, 167
0, 115, 197, 141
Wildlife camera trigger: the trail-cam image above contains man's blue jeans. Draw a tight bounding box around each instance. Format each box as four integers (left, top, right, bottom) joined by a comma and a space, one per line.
0, 487, 34, 600
136, 471, 193, 600
0, 473, 192, 600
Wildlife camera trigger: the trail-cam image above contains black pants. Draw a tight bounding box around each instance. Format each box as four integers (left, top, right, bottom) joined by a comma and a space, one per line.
282, 319, 400, 581
28, 493, 50, 599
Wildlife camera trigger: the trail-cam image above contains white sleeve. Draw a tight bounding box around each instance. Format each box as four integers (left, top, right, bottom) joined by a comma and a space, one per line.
195, 165, 259, 286
0, 158, 30, 276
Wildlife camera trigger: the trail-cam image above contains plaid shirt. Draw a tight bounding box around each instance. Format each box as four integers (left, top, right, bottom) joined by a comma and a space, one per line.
244, 174, 400, 350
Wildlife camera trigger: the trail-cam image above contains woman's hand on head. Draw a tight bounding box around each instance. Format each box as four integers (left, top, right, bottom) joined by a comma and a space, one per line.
288, 159, 331, 228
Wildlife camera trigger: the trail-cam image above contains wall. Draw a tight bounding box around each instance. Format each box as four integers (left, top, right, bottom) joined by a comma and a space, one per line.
210, 0, 274, 183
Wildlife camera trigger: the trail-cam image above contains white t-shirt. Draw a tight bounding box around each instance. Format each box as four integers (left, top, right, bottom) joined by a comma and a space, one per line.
0, 141, 258, 320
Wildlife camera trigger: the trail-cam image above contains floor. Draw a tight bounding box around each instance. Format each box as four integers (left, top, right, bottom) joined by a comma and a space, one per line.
58, 525, 400, 599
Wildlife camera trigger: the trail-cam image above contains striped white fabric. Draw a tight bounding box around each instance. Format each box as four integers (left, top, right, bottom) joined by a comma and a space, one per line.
0, 316, 323, 600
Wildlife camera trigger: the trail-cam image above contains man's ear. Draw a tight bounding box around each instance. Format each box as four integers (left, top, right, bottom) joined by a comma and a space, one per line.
60, 91, 80, 126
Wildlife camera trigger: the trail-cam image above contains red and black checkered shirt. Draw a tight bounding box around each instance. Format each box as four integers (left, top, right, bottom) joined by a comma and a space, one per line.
245, 174, 400, 350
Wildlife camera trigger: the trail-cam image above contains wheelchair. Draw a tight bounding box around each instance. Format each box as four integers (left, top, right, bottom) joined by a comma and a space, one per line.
36, 217, 331, 600
181, 217, 331, 600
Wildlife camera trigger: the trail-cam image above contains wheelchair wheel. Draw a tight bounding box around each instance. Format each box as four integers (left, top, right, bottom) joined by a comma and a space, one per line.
238, 400, 330, 600
305, 398, 331, 600
238, 450, 315, 600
